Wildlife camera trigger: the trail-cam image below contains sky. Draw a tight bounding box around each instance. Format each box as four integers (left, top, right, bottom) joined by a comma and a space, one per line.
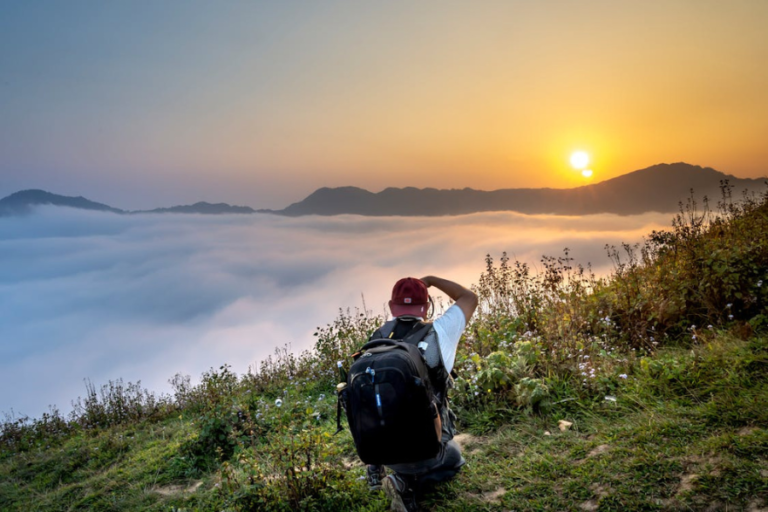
0, 207, 672, 417
2, 1, 768, 209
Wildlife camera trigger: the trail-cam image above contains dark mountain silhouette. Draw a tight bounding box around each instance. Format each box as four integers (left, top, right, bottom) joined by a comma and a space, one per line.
0, 189, 123, 216
146, 202, 255, 214
273, 163, 766, 216
1, 163, 765, 218
0, 190, 254, 217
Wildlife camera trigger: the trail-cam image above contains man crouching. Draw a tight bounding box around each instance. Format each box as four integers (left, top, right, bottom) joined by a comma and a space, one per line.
343, 276, 477, 512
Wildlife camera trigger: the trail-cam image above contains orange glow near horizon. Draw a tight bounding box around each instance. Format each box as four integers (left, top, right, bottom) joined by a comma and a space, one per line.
3, 2, 768, 209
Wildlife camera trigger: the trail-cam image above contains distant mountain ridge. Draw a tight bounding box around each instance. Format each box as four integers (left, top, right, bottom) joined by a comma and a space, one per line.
0, 191, 254, 217
1, 163, 765, 218
273, 163, 766, 216
146, 202, 255, 214
0, 190, 123, 216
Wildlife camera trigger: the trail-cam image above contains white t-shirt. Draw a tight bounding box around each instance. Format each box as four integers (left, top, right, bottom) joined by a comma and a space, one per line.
431, 304, 466, 373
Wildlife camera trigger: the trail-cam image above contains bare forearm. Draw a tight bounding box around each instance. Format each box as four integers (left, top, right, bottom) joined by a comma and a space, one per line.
420, 276, 469, 301
420, 275, 478, 322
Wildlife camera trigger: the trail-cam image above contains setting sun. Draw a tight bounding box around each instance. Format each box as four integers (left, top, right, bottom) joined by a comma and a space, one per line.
581, 169, 593, 178
570, 151, 590, 169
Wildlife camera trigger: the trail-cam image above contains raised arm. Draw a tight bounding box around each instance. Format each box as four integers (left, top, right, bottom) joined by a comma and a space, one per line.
420, 275, 478, 323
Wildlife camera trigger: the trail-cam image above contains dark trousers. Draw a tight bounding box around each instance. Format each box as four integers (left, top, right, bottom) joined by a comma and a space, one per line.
384, 431, 466, 488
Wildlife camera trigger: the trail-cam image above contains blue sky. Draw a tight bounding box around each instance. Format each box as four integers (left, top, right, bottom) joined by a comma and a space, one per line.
2, 1, 767, 209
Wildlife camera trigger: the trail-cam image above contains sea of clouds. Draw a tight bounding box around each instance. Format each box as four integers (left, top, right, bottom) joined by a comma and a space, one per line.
0, 207, 673, 417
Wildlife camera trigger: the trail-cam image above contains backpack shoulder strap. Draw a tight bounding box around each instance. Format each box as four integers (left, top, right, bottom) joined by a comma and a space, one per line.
402, 321, 433, 347
369, 319, 398, 341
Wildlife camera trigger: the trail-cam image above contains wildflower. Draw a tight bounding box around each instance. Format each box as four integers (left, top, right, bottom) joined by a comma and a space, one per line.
692, 335, 697, 340
729, 314, 734, 320
619, 374, 628, 379
707, 325, 713, 330
758, 280, 763, 287
726, 303, 733, 309
318, 394, 326, 401
275, 398, 283, 407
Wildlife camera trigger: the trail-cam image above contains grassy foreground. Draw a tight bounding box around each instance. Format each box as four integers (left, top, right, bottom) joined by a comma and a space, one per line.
2, 184, 767, 511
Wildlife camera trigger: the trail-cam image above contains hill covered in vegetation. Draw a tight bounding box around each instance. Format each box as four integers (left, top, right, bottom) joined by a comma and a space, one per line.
1, 183, 767, 511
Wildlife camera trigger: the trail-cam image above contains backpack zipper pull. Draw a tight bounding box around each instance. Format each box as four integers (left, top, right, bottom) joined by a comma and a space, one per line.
365, 367, 375, 383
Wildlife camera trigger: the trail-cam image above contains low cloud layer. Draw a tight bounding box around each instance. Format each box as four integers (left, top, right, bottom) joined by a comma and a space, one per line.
0, 207, 672, 417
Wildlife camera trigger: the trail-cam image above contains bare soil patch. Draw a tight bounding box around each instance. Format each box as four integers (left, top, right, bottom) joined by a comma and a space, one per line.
587, 444, 610, 458
454, 432, 484, 454
154, 481, 202, 496
482, 487, 506, 503
676, 474, 698, 496
590, 483, 610, 498
453, 433, 479, 449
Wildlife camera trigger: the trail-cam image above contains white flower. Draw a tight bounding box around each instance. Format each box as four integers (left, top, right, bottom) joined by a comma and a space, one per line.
758, 280, 763, 288
619, 374, 628, 379
707, 325, 713, 330
726, 303, 733, 309
318, 394, 325, 401
275, 398, 283, 407
729, 314, 734, 320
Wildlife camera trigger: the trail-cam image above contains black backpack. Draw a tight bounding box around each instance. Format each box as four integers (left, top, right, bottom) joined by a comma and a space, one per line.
341, 319, 442, 465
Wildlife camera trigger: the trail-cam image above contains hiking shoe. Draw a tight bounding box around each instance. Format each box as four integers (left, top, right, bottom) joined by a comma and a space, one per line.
367, 464, 386, 491
383, 474, 418, 512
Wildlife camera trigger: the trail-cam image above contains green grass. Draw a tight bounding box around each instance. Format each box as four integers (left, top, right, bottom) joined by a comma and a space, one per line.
1, 334, 766, 511
428, 335, 768, 511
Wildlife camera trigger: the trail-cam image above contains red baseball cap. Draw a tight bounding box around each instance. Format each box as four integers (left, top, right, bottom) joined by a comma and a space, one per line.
389, 277, 429, 318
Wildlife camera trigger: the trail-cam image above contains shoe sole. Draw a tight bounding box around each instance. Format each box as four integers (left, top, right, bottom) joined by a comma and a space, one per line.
382, 477, 409, 512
